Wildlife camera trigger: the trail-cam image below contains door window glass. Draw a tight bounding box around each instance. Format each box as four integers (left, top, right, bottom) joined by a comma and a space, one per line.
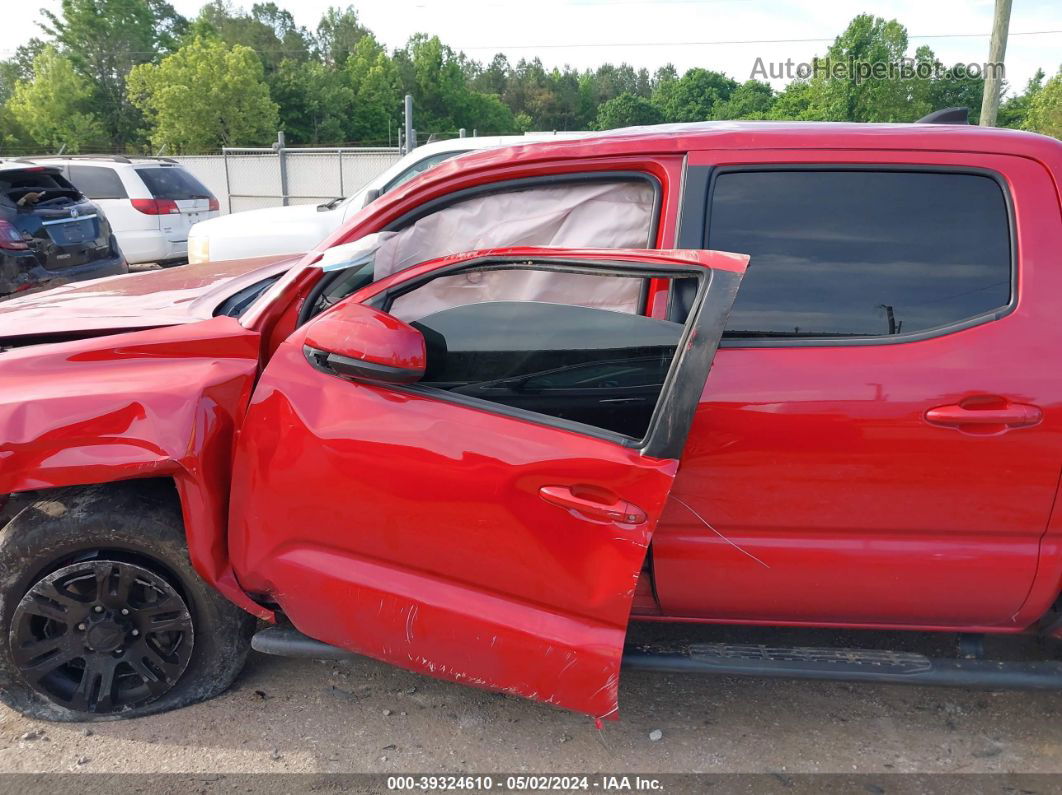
392, 266, 684, 438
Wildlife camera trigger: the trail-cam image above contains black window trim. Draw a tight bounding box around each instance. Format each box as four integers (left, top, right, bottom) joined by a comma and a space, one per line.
310, 254, 737, 460
684, 163, 1017, 349
299, 170, 663, 327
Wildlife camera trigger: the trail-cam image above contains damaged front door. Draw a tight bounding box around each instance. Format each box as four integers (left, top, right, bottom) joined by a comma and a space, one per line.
229, 247, 746, 718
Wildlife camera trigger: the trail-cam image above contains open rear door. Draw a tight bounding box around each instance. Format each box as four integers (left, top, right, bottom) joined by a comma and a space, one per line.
229, 247, 746, 718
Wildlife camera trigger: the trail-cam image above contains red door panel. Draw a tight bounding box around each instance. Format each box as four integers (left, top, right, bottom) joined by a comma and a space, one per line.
229, 248, 746, 717
655, 336, 1058, 628
651, 149, 1062, 631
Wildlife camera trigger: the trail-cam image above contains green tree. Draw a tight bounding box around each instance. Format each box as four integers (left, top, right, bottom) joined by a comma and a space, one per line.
805, 15, 924, 122
345, 35, 401, 143
271, 59, 353, 144
591, 63, 648, 101
393, 35, 468, 134
473, 54, 511, 97
0, 43, 43, 152
767, 81, 815, 119
0, 106, 30, 153
476, 57, 592, 130
393, 35, 516, 136
907, 45, 984, 123
924, 65, 984, 122
543, 67, 586, 130
464, 91, 518, 134
40, 0, 187, 148
594, 92, 664, 129
501, 58, 549, 126
6, 45, 106, 151
193, 1, 312, 74
513, 111, 534, 132
999, 70, 1045, 129
316, 5, 368, 67
713, 80, 775, 119
1024, 67, 1061, 138
127, 36, 278, 152
653, 68, 737, 122
0, 39, 48, 104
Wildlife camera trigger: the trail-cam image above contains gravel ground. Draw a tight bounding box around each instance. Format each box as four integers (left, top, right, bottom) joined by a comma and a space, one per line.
2, 261, 1061, 788
1, 624, 1060, 778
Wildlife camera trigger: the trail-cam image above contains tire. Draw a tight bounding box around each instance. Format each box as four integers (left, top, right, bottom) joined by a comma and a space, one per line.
0, 480, 256, 721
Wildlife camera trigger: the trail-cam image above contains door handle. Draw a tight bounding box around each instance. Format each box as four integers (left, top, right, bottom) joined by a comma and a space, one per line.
539, 485, 647, 524
925, 399, 1042, 432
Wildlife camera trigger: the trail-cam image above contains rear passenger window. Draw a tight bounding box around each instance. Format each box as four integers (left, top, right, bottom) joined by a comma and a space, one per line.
707, 170, 1011, 339
67, 166, 127, 199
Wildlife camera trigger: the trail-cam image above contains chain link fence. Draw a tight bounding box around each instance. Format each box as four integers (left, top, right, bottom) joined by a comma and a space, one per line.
173, 146, 403, 214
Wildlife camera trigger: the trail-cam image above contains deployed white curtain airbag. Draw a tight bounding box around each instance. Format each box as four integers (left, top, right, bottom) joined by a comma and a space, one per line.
375, 180, 656, 320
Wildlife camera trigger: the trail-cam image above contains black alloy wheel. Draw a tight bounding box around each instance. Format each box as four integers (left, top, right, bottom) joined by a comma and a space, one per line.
9, 559, 194, 714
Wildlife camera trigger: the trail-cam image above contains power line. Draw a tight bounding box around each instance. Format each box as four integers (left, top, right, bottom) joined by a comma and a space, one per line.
452, 29, 1062, 51
0, 29, 1058, 57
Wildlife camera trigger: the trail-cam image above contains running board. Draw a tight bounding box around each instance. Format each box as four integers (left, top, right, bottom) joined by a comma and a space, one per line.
622, 643, 1062, 690
254, 627, 1062, 690
253, 625, 357, 659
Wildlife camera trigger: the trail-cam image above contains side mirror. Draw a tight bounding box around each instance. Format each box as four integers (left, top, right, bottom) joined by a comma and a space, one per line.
362, 188, 381, 206
303, 304, 426, 385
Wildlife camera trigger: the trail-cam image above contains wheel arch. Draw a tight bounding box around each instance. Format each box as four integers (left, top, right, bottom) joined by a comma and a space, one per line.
2, 475, 270, 620
0, 475, 258, 721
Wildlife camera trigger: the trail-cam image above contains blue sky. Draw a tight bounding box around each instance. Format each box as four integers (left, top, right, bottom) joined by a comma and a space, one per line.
4, 0, 1059, 96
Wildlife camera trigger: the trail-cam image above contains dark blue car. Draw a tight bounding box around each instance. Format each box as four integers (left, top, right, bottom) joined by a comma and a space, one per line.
0, 162, 126, 298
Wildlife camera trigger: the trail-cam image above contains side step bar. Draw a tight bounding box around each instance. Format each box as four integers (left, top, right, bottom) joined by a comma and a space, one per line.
623, 643, 1062, 690
253, 625, 357, 659
254, 627, 1062, 690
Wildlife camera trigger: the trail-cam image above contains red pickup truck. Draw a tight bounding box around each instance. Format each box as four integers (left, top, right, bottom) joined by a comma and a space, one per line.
1, 121, 1061, 723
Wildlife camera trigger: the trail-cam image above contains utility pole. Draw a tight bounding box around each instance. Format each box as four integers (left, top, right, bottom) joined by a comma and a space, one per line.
403, 94, 414, 154
979, 0, 1012, 127
273, 131, 289, 206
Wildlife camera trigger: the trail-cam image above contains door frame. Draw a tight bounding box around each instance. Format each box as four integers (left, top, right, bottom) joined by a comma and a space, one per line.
350, 250, 745, 458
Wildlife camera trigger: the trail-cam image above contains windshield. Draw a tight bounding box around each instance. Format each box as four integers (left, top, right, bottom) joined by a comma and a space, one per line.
381, 150, 464, 194
340, 149, 468, 212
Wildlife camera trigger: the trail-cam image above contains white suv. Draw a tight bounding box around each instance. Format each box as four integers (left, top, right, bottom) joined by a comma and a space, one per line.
25, 156, 219, 264
187, 133, 587, 264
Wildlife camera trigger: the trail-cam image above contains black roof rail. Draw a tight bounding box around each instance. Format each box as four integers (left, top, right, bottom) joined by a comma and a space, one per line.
12, 154, 179, 164
125, 155, 179, 164
916, 107, 970, 125
16, 154, 132, 164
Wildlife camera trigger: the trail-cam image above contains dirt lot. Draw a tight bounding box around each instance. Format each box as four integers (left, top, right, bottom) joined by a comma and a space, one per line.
1, 623, 1061, 780
2, 267, 1061, 790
